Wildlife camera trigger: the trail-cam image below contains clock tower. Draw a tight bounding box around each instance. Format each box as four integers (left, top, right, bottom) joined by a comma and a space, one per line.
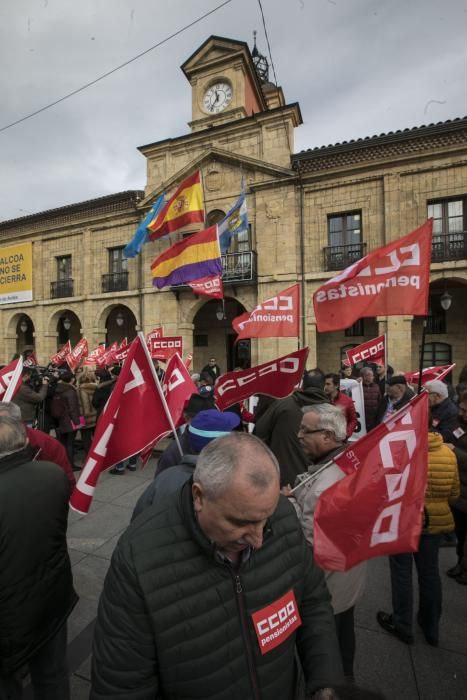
181, 35, 278, 132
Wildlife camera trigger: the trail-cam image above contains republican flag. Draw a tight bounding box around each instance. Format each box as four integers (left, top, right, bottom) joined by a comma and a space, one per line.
147, 171, 204, 241
218, 180, 248, 253
124, 194, 165, 258
215, 348, 308, 411
313, 220, 432, 332
0, 357, 23, 402
313, 393, 428, 571
162, 353, 198, 428
187, 273, 224, 299
346, 334, 386, 367
50, 341, 71, 366
151, 225, 222, 289
405, 363, 455, 386
70, 335, 173, 514
66, 338, 89, 371
232, 284, 300, 341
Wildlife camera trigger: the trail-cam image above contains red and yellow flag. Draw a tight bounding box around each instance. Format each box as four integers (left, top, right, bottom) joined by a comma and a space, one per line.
147, 171, 204, 240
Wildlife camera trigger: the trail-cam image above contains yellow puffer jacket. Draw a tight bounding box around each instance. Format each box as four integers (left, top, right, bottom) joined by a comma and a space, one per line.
424, 432, 460, 534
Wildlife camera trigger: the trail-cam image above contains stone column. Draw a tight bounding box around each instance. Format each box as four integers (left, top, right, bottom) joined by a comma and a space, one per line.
305, 322, 317, 368
386, 315, 413, 373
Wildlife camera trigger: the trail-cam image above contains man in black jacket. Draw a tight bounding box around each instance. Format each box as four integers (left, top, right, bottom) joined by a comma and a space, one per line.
91, 433, 343, 699
0, 416, 77, 699
375, 375, 415, 425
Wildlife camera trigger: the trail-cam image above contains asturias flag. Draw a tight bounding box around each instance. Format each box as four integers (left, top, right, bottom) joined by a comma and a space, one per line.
218, 181, 248, 253
151, 225, 222, 289
147, 171, 204, 240
124, 194, 165, 258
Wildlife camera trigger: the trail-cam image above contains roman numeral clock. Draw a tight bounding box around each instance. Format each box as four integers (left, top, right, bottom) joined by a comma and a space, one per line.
203, 82, 233, 114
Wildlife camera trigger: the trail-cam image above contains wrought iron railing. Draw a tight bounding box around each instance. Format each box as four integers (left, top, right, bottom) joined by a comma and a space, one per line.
102, 272, 129, 293
50, 279, 74, 298
323, 243, 366, 271
221, 251, 257, 283
431, 232, 467, 262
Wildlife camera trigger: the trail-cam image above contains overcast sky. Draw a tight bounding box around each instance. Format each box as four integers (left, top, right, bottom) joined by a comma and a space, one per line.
1, 0, 466, 222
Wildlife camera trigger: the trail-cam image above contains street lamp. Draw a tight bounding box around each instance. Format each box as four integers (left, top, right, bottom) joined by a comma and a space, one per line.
215, 303, 225, 321
116, 311, 125, 327
19, 319, 28, 333
440, 290, 452, 311
62, 316, 71, 331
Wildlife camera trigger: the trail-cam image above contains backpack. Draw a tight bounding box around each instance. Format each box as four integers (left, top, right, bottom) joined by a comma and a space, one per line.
51, 391, 66, 418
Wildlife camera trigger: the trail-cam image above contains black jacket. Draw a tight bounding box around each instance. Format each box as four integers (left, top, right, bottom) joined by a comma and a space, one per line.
91, 481, 343, 699
431, 397, 458, 441
92, 379, 117, 419
0, 448, 78, 673
375, 387, 415, 425
254, 387, 329, 486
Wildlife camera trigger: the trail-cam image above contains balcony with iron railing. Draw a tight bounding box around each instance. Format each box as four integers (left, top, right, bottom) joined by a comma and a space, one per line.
170, 250, 257, 295
431, 232, 467, 262
51, 279, 74, 298
102, 271, 129, 293
323, 242, 366, 271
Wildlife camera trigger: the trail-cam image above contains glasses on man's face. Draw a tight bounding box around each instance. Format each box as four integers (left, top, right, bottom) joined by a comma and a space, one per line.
298, 426, 326, 436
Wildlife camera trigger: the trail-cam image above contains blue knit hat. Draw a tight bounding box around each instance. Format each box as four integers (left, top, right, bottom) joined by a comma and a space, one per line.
188, 409, 240, 452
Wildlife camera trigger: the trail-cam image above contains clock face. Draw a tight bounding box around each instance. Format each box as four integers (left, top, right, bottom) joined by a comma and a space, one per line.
203, 82, 233, 114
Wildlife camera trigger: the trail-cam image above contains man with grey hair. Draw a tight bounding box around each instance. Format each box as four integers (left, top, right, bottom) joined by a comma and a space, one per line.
0, 416, 77, 699
425, 379, 457, 440
92, 432, 343, 700
289, 404, 367, 683
0, 401, 75, 493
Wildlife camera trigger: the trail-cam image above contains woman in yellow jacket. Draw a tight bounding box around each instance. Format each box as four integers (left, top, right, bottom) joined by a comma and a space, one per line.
378, 428, 459, 647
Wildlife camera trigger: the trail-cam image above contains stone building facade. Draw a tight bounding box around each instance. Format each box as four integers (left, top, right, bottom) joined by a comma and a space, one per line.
0, 36, 466, 379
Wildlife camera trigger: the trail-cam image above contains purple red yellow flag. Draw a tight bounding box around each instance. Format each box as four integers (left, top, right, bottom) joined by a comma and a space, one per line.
147, 171, 204, 240
151, 225, 222, 289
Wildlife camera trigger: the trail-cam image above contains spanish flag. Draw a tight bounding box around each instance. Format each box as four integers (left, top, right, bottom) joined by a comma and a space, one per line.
151, 225, 222, 289
147, 171, 204, 240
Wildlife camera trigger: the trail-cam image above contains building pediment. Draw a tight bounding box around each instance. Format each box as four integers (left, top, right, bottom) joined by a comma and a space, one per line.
139, 147, 295, 209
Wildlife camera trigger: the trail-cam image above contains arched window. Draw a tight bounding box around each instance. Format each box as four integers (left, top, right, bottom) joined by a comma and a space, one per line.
206, 209, 225, 227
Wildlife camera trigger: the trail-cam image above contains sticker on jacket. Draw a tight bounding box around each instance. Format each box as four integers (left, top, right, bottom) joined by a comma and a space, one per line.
453, 427, 465, 439
251, 589, 302, 654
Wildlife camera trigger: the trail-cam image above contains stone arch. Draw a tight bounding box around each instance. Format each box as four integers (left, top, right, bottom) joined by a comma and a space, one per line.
191, 296, 249, 373
5, 312, 35, 357
47, 308, 82, 349
94, 303, 138, 345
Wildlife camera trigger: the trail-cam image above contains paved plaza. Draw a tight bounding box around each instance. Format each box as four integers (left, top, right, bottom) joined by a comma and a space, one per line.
24, 446, 467, 699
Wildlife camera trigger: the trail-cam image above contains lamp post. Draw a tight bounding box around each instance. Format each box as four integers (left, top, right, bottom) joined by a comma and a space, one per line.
440, 290, 452, 311
116, 311, 125, 327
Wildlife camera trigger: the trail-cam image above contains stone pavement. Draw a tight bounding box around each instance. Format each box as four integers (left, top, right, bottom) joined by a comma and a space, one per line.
34, 451, 467, 699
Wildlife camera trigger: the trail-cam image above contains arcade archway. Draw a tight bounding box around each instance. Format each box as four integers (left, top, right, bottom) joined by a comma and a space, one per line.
192, 297, 250, 373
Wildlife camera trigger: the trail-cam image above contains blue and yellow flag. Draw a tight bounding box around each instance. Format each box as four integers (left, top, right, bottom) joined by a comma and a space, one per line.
218, 180, 248, 253
124, 194, 165, 258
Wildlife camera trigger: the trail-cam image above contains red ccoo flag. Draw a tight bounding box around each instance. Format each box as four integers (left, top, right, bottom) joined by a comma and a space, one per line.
313, 392, 428, 571
313, 220, 432, 332
405, 363, 455, 386
162, 353, 198, 428
66, 338, 89, 371
70, 335, 173, 514
50, 341, 71, 366
0, 357, 23, 402
232, 284, 300, 340
346, 334, 385, 367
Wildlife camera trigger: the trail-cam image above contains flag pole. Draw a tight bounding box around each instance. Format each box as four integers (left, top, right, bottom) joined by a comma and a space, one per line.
417, 317, 428, 395
138, 332, 184, 459
287, 457, 339, 495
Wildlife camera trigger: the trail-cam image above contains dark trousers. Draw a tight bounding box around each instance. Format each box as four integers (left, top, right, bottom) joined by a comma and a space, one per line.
334, 606, 355, 678
0, 624, 69, 700
80, 427, 94, 456
58, 431, 75, 468
389, 533, 442, 642
451, 505, 467, 561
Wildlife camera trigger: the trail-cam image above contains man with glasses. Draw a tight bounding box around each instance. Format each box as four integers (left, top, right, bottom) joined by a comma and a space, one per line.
288, 404, 367, 683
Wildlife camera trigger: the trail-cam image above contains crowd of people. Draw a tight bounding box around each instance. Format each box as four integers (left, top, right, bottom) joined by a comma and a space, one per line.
1, 349, 466, 700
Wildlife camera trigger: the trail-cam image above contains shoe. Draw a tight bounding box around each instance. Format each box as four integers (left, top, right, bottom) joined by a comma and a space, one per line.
455, 572, 467, 585
126, 464, 137, 471
109, 467, 125, 475
376, 611, 414, 644
417, 613, 438, 647
446, 563, 462, 578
